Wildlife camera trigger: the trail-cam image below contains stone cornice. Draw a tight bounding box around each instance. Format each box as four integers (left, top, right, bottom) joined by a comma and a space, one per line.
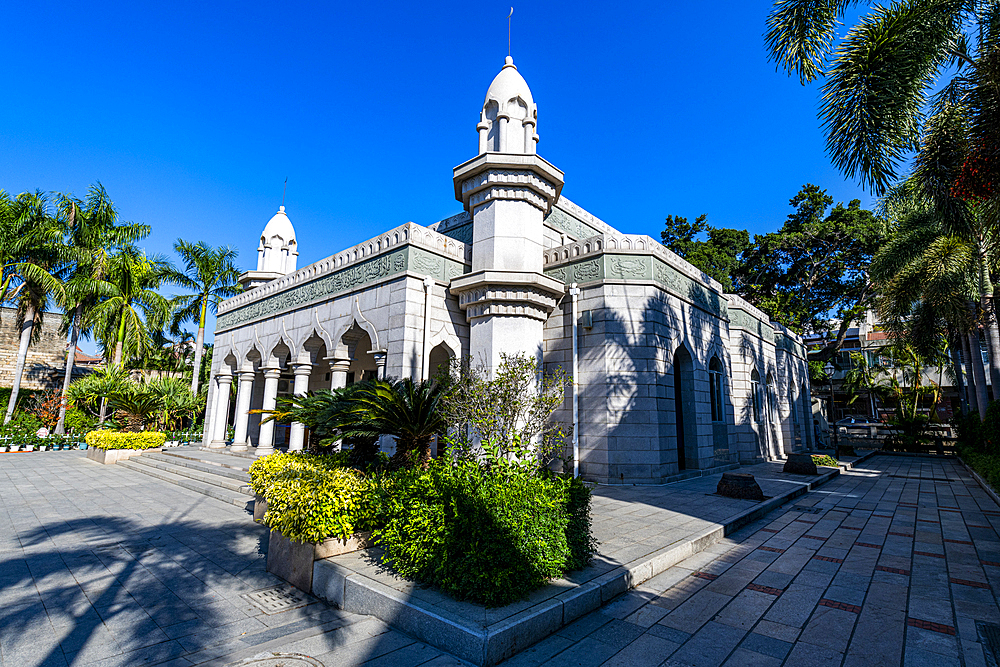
543, 232, 726, 294
450, 270, 563, 323
219, 222, 470, 316
453, 153, 564, 215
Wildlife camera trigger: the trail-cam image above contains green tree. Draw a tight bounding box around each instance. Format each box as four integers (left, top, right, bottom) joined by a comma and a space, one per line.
660, 214, 749, 292
1, 191, 71, 425
53, 184, 150, 434
737, 184, 885, 358
765, 0, 998, 196
88, 247, 172, 368
164, 240, 242, 395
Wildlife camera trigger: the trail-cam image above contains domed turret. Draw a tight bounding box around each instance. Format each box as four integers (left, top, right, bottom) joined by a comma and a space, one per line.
256, 206, 298, 274
477, 56, 538, 155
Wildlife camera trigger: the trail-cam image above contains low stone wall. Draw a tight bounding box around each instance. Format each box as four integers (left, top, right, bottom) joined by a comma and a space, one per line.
85, 447, 161, 465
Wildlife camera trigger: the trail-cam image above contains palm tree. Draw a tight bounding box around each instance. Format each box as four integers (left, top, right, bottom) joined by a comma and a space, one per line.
341, 378, 446, 468
53, 184, 151, 434
89, 247, 172, 368
765, 0, 998, 196
869, 203, 990, 413
1, 191, 71, 425
164, 240, 242, 395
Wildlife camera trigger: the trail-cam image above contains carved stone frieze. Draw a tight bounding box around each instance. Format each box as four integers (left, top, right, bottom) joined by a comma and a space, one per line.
217, 246, 468, 331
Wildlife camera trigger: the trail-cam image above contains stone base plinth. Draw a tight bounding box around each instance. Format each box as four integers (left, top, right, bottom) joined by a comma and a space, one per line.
716, 472, 764, 501
783, 453, 819, 475
86, 447, 161, 465
267, 530, 372, 593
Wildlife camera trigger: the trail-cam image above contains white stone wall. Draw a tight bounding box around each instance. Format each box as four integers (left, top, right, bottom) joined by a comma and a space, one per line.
545, 281, 736, 484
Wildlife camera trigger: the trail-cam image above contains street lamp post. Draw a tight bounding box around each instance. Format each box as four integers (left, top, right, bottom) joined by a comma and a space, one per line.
824, 362, 839, 454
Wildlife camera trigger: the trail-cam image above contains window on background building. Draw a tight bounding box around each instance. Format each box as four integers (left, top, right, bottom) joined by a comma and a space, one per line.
709, 357, 724, 422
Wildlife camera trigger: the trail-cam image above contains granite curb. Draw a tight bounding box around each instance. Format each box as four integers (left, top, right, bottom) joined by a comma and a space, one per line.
311, 451, 877, 666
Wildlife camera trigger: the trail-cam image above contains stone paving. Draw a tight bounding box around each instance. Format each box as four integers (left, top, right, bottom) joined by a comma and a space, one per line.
506, 455, 1000, 667
0, 452, 465, 667
3, 452, 999, 666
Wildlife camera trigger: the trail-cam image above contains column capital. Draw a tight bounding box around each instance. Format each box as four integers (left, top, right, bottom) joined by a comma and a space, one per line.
216, 372, 234, 385
292, 362, 312, 377
262, 366, 282, 380
325, 356, 352, 370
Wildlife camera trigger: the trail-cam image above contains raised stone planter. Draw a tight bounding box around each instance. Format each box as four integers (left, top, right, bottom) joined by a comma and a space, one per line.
254, 494, 268, 523
716, 472, 765, 501
267, 530, 371, 592
86, 447, 161, 465
783, 453, 819, 475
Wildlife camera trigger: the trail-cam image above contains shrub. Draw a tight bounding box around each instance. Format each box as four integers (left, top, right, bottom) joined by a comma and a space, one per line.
249, 451, 363, 543
811, 454, 840, 468
0, 412, 44, 446
65, 408, 96, 433
962, 450, 1000, 492
563, 474, 597, 571
263, 466, 363, 544
85, 430, 166, 450
373, 457, 577, 607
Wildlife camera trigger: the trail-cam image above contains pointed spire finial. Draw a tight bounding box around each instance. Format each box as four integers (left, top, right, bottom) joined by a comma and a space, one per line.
282, 177, 287, 208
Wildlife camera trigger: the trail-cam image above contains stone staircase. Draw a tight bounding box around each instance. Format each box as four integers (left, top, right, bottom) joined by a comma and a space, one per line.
118, 447, 256, 509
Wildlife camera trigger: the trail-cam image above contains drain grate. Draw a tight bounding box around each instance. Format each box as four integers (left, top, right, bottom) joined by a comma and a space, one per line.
978, 621, 1000, 667
241, 586, 315, 615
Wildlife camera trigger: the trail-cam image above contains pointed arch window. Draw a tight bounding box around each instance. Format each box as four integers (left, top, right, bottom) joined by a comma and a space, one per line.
709, 356, 725, 422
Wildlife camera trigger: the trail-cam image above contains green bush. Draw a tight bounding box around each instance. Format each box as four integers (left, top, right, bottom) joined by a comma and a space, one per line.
85, 430, 166, 450
811, 454, 840, 468
248, 450, 596, 607
262, 465, 363, 544
65, 408, 96, 433
962, 450, 1000, 492
372, 457, 580, 607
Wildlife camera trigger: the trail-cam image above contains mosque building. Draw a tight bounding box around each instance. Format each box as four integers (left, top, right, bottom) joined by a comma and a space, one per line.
202, 56, 812, 484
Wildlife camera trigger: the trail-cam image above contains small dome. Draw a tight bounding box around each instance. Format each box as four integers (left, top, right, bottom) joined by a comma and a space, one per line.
485, 56, 534, 111
261, 205, 295, 243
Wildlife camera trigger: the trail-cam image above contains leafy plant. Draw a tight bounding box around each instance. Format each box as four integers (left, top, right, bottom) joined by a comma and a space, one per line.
440, 352, 571, 469
371, 457, 575, 607
85, 430, 166, 450
811, 454, 840, 468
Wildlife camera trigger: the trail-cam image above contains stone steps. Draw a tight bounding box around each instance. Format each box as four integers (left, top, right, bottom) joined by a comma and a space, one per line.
126, 455, 253, 494
149, 451, 252, 481
160, 447, 254, 472
118, 450, 255, 510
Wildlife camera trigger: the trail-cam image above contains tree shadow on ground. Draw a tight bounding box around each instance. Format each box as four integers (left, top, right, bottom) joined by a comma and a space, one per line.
0, 509, 278, 666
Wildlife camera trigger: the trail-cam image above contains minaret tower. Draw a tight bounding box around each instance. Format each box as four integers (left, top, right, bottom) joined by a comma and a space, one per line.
450, 56, 565, 371
238, 206, 299, 290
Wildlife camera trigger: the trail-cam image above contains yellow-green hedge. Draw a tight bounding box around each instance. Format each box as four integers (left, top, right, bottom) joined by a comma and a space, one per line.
85, 430, 166, 450
249, 452, 363, 544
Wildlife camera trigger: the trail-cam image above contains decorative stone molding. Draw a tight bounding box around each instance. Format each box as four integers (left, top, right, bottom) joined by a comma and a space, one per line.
543, 231, 725, 294
220, 221, 470, 316
452, 153, 564, 216
217, 244, 468, 332
543, 253, 726, 317
450, 270, 563, 324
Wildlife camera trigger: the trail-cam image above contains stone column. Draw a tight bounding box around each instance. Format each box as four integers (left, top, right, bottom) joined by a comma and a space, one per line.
370, 350, 388, 380
327, 357, 352, 389
230, 367, 255, 452
255, 367, 281, 457
209, 371, 233, 449
287, 360, 312, 452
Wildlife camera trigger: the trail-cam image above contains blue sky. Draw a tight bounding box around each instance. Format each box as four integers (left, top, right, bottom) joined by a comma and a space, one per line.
0, 1, 872, 352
